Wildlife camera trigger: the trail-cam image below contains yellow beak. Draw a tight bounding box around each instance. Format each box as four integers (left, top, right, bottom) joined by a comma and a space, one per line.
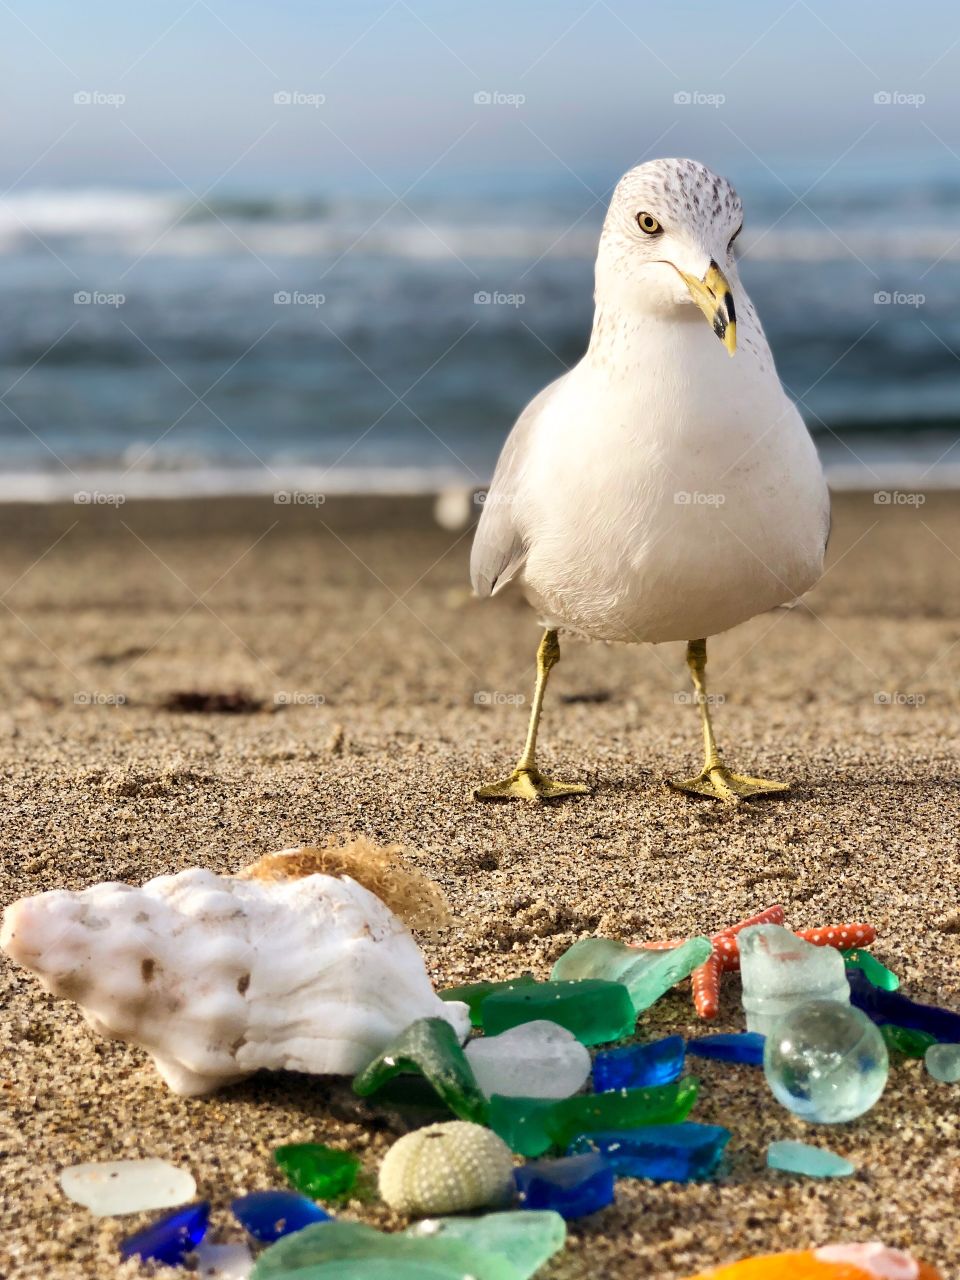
680, 259, 737, 356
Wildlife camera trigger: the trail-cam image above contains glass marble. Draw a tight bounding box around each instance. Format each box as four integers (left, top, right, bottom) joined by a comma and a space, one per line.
231, 1190, 331, 1243
763, 1000, 889, 1123
274, 1142, 360, 1200
514, 1152, 615, 1220
352, 1017, 489, 1125
119, 1201, 210, 1266
551, 936, 712, 1012
592, 1036, 685, 1091
569, 1122, 730, 1181
489, 1078, 700, 1157
925, 1042, 960, 1083
481, 978, 636, 1046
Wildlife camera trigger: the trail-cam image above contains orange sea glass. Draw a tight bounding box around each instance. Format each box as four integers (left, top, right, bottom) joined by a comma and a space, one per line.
682, 1249, 942, 1280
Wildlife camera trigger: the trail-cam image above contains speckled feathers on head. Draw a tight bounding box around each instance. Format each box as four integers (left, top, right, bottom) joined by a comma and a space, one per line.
602, 157, 743, 245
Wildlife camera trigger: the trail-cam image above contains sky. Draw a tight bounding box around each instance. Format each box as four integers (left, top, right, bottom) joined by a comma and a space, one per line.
1, 0, 959, 195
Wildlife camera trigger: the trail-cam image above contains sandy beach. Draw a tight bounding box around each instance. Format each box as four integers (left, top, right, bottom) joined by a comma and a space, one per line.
1, 490, 958, 1279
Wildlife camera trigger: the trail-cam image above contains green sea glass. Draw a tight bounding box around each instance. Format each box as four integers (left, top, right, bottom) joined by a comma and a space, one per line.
925, 1042, 960, 1083
405, 1211, 566, 1277
440, 974, 537, 1028
352, 1018, 488, 1125
481, 979, 636, 1045
273, 1143, 359, 1200
551, 936, 713, 1012
767, 1139, 855, 1178
251, 1220, 533, 1280
842, 949, 900, 991
880, 1023, 937, 1059
489, 1078, 700, 1157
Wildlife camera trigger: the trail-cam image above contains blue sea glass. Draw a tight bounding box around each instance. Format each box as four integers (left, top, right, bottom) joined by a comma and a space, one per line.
514, 1152, 615, 1220
119, 1201, 210, 1265
687, 1032, 765, 1066
232, 1189, 331, 1243
593, 1036, 685, 1091
568, 1122, 730, 1181
848, 969, 960, 1042
763, 1000, 889, 1123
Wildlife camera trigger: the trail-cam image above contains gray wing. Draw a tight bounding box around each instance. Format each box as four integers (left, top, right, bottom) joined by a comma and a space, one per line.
470, 376, 566, 597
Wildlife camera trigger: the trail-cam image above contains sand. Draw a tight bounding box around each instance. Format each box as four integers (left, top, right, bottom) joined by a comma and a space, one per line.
0, 491, 958, 1279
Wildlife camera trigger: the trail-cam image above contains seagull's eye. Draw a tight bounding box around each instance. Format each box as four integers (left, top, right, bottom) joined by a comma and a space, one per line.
728, 223, 743, 252
636, 212, 662, 236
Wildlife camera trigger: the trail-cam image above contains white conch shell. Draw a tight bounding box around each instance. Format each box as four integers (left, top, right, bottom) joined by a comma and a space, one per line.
1, 866, 469, 1096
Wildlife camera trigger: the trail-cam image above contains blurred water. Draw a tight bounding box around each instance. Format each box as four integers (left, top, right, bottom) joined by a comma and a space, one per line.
1, 165, 959, 499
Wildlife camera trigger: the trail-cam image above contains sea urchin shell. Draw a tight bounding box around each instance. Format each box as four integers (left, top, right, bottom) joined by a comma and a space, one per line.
378, 1121, 515, 1216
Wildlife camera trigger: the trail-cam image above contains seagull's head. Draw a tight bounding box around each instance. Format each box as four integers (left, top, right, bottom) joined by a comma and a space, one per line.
596, 158, 744, 355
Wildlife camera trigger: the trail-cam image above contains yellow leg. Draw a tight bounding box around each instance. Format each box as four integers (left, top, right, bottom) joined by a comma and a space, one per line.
668, 638, 789, 804
475, 629, 590, 802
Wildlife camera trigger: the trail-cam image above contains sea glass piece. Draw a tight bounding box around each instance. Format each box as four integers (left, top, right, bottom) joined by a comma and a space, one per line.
405, 1210, 566, 1277
489, 1078, 699, 1157
119, 1201, 210, 1266
465, 1020, 591, 1099
551, 936, 712, 1012
925, 1042, 960, 1082
569, 1122, 730, 1181
250, 1220, 525, 1280
59, 1157, 196, 1217
514, 1152, 615, 1220
880, 1023, 937, 1059
848, 968, 960, 1042
481, 978, 635, 1045
440, 974, 537, 1028
592, 1036, 685, 1091
740, 925, 850, 1036
841, 949, 900, 991
231, 1190, 331, 1243
687, 1032, 765, 1066
352, 1017, 488, 1124
193, 1240, 254, 1279
767, 1139, 854, 1178
274, 1143, 359, 1200
763, 1000, 888, 1123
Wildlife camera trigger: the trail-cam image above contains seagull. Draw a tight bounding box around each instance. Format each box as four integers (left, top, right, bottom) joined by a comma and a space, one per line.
470, 158, 830, 804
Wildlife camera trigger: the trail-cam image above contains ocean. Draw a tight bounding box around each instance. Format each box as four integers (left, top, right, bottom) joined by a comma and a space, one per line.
2, 162, 959, 501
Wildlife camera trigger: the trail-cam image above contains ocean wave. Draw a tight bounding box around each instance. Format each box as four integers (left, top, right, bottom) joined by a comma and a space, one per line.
2, 187, 960, 263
